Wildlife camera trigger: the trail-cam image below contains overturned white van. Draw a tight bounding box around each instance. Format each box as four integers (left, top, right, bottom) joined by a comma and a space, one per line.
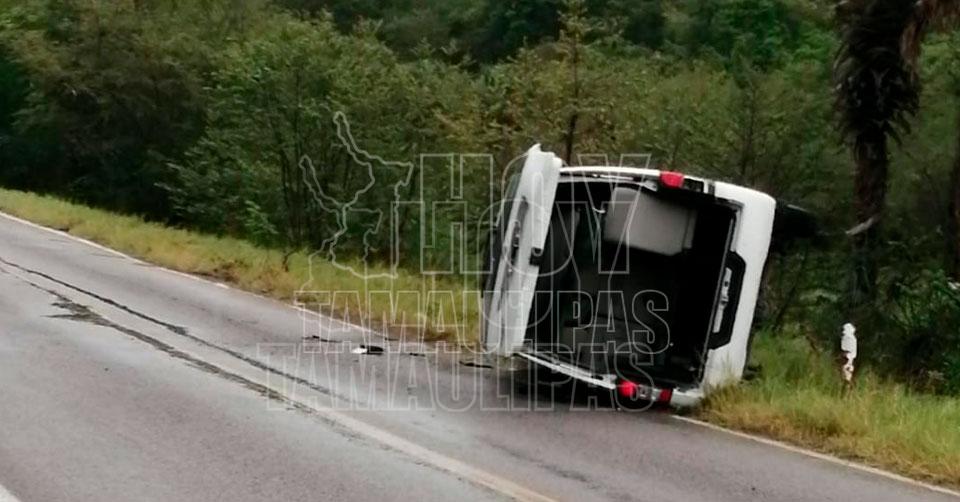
482, 145, 795, 408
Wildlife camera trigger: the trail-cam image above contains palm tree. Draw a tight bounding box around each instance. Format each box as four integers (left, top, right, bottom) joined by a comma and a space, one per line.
834, 0, 921, 307
834, 0, 960, 306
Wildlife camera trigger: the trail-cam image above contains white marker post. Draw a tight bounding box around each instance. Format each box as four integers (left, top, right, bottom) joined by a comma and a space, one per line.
840, 323, 858, 391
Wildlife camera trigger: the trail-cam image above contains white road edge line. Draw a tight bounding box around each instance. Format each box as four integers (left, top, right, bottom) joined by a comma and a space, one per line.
3, 210, 958, 499
673, 415, 960, 499
0, 211, 381, 339
0, 210, 554, 502
0, 482, 21, 502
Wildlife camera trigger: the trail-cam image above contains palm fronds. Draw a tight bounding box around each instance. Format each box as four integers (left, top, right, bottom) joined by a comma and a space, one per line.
834, 0, 919, 154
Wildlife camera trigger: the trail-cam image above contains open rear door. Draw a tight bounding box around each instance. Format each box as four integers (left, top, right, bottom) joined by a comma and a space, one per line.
482, 145, 562, 355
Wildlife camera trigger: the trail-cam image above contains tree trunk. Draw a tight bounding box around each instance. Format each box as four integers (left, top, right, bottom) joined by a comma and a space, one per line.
563, 112, 579, 165
850, 129, 889, 310
563, 44, 580, 165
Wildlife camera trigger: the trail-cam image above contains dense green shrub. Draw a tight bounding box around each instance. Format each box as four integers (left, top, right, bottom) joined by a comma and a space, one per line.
889, 270, 960, 393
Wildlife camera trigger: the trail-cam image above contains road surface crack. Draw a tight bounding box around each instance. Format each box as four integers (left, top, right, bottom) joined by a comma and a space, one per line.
0, 256, 353, 404
0, 258, 553, 502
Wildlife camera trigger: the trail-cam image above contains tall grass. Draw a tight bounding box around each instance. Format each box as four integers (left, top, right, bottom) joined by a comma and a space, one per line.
701, 330, 960, 487
2, 188, 958, 487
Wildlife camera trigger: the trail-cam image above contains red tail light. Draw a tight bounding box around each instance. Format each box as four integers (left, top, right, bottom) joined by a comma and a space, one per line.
617, 380, 638, 398
660, 171, 685, 188
657, 388, 673, 403
618, 379, 673, 404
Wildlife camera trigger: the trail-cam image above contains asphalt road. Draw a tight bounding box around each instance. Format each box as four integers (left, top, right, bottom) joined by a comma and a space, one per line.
0, 212, 955, 502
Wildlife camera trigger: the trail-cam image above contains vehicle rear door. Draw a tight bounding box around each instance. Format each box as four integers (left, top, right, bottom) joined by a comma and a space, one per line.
482, 145, 562, 355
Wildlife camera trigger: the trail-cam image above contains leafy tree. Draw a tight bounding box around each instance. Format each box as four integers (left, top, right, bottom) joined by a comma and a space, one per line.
466, 0, 667, 62
469, 0, 564, 62
897, 1, 960, 276
276, 0, 381, 26
0, 49, 29, 184
618, 0, 667, 49
0, 0, 260, 216
166, 15, 486, 264
683, 0, 805, 68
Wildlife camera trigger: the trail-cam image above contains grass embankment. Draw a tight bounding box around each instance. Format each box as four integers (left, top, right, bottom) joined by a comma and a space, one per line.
2, 188, 958, 488
702, 332, 960, 487
0, 188, 478, 342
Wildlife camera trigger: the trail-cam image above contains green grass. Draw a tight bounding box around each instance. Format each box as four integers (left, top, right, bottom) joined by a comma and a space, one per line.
0, 188, 479, 344
2, 188, 958, 488
700, 330, 960, 488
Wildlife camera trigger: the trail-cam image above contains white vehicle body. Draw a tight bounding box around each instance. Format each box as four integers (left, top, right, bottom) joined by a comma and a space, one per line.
482, 145, 778, 407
